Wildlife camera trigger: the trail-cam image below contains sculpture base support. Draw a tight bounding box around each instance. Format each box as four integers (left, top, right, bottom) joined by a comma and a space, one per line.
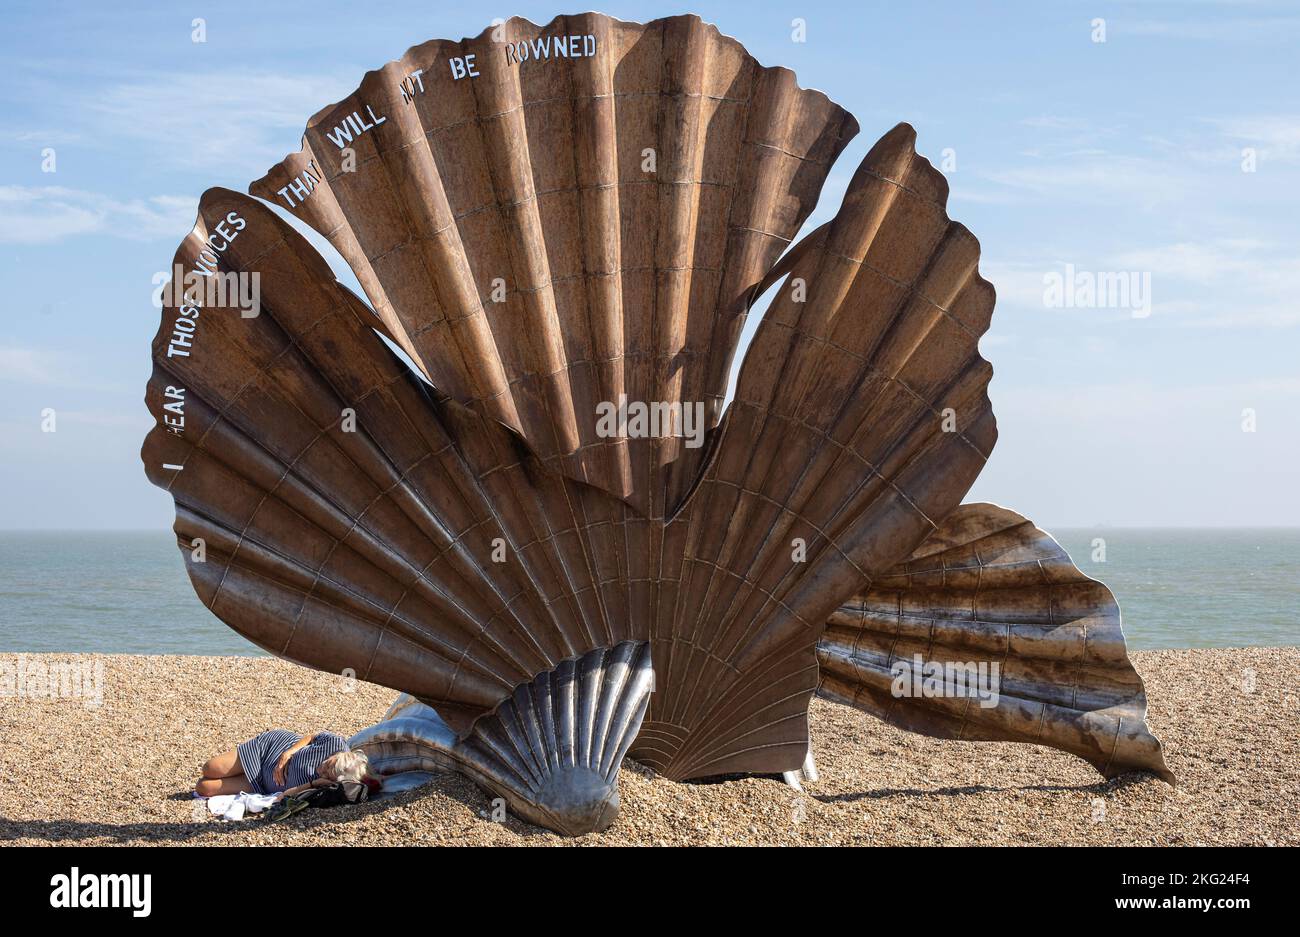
351, 642, 654, 837
782, 747, 819, 791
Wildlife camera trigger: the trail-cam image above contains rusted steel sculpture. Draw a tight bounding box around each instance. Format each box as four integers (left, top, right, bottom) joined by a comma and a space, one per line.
142, 12, 1171, 836
819, 504, 1174, 783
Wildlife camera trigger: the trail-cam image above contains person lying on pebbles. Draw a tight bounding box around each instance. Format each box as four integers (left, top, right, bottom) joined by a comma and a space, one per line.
195, 729, 382, 799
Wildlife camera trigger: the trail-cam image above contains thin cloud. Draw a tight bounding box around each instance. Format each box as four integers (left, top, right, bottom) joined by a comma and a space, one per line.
0, 345, 60, 384
8, 129, 82, 145
981, 155, 1189, 206
1205, 115, 1300, 163
1020, 116, 1094, 132
1181, 305, 1300, 329
0, 186, 196, 244
979, 261, 1056, 312
84, 70, 355, 175
1119, 236, 1300, 328
947, 188, 1020, 205
0, 344, 130, 393
996, 377, 1300, 426
1127, 17, 1300, 41
985, 240, 1300, 329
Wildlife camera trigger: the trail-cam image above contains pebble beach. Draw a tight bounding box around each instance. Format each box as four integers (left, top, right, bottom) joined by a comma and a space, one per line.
1, 647, 1295, 846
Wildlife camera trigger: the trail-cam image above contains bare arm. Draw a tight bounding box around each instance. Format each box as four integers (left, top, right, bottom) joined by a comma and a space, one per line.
272, 732, 319, 786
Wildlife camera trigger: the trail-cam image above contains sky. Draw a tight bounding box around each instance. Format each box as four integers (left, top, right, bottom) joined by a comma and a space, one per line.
1, 0, 1297, 530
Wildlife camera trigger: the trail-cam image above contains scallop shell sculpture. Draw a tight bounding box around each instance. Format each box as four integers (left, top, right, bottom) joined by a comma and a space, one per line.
143, 12, 1171, 836
350, 642, 654, 834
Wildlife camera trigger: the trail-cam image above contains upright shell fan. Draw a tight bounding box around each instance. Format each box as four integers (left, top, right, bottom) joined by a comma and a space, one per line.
248, 12, 857, 518
143, 12, 1171, 836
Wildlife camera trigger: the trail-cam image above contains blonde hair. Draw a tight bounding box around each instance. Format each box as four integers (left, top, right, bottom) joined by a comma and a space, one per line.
320, 749, 381, 789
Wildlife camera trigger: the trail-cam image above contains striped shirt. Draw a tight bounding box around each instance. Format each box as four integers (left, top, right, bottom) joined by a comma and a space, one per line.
236, 730, 350, 795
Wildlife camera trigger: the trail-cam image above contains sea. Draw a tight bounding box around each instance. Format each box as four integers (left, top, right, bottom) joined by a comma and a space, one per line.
0, 529, 1295, 655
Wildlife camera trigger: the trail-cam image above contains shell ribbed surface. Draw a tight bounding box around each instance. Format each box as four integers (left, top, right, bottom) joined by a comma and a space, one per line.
142, 13, 1169, 807
249, 12, 857, 517
817, 503, 1173, 782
